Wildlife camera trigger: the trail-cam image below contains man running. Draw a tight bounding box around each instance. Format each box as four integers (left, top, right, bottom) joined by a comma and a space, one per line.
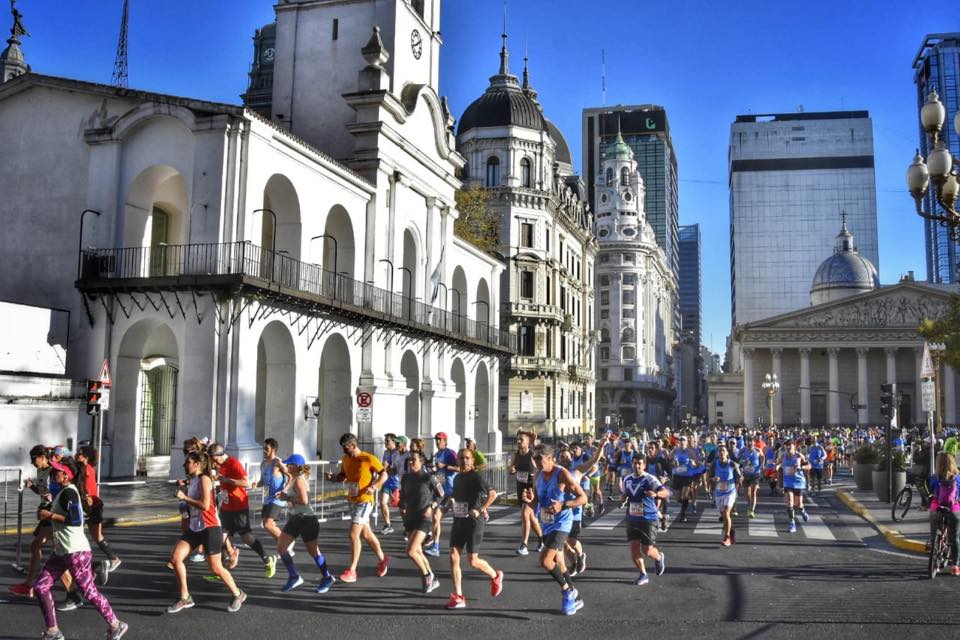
253, 438, 288, 575
427, 432, 459, 558
445, 449, 503, 609
671, 435, 699, 522
623, 456, 668, 586
738, 438, 761, 518
778, 439, 811, 533
326, 434, 391, 582
523, 447, 587, 616
511, 431, 542, 555
710, 445, 741, 546
379, 434, 400, 535
400, 451, 445, 594
808, 439, 826, 495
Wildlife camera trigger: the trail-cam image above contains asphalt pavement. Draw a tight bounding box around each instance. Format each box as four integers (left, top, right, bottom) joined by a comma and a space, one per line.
0, 472, 951, 639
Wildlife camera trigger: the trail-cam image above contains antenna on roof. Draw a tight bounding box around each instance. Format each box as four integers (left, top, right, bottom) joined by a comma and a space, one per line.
601, 48, 606, 106
111, 0, 129, 88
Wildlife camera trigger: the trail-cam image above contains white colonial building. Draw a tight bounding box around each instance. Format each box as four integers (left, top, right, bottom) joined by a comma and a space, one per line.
0, 0, 513, 476
456, 36, 597, 438
594, 129, 677, 428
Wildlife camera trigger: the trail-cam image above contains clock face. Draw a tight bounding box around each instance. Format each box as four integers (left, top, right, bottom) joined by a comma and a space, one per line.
410, 29, 423, 59
262, 47, 275, 63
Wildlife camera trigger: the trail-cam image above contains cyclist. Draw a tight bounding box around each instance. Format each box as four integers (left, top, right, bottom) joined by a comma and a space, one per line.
930, 451, 960, 576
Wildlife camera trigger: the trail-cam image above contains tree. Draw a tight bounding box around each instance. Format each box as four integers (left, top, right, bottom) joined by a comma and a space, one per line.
454, 187, 499, 252
918, 295, 960, 370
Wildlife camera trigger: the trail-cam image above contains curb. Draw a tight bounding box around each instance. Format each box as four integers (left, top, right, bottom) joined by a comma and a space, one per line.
837, 489, 928, 554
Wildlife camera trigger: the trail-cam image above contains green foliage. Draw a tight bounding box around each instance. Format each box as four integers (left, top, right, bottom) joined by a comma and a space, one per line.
853, 444, 882, 465
917, 295, 960, 371
874, 450, 909, 472
454, 187, 499, 253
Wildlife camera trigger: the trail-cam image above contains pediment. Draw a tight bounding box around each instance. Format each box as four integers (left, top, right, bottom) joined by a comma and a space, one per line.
743, 283, 954, 331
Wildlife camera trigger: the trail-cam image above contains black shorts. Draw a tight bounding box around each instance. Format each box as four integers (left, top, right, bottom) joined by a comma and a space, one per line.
741, 475, 760, 487
569, 520, 582, 541
221, 510, 252, 536
85, 500, 105, 525
542, 530, 569, 551
181, 526, 223, 556
403, 515, 432, 536
449, 517, 484, 554
261, 503, 283, 522
626, 520, 658, 546
672, 476, 691, 491
281, 514, 319, 543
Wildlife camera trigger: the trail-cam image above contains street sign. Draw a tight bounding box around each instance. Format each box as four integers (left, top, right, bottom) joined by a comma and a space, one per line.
921, 342, 936, 379
605, 416, 611, 425
357, 391, 373, 408
99, 387, 110, 411
922, 379, 936, 412
97, 359, 112, 387
356, 407, 372, 422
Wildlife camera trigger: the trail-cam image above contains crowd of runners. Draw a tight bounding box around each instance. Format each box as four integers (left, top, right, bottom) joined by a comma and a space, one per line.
11, 423, 923, 633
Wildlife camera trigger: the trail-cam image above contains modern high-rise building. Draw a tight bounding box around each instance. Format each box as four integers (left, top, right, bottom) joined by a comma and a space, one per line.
728, 111, 879, 330
678, 224, 701, 347
582, 106, 679, 280
914, 33, 960, 283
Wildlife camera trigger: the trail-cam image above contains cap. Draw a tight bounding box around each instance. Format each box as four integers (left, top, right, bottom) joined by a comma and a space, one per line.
434, 432, 448, 440
396, 436, 408, 445
53, 445, 72, 457
49, 460, 74, 480
283, 454, 306, 466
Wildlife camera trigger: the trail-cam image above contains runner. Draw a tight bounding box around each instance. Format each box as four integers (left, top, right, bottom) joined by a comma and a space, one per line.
510, 431, 543, 555
523, 446, 587, 616
445, 448, 503, 609
602, 431, 620, 498
671, 435, 699, 522
778, 439, 811, 533
395, 436, 411, 475
561, 443, 601, 577
808, 438, 826, 495
379, 433, 400, 535
275, 454, 336, 594
208, 444, 274, 577
9, 445, 54, 598
167, 450, 246, 614
581, 434, 604, 516
622, 455, 668, 586
33, 457, 128, 640
400, 451, 445, 593
738, 438, 762, 518
710, 445, 741, 546
764, 435, 780, 496
325, 433, 391, 582
428, 432, 459, 557
252, 438, 289, 573
644, 440, 671, 530
69, 446, 121, 594
614, 439, 638, 499
464, 438, 487, 470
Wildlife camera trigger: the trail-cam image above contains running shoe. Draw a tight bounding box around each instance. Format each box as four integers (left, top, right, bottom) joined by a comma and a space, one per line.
633, 574, 650, 586
732, 509, 739, 517
655, 552, 665, 576
721, 537, 732, 547
659, 518, 667, 532
40, 630, 64, 640
800, 509, 809, 523
96, 560, 110, 585
446, 593, 466, 609
425, 542, 440, 557
8, 583, 33, 598
202, 574, 222, 583
491, 570, 504, 597
576, 552, 587, 576
165, 596, 195, 613
381, 524, 395, 535
108, 558, 123, 573
264, 555, 277, 579
107, 620, 129, 640
515, 543, 529, 556
952, 566, 960, 577
376, 554, 392, 577
423, 574, 440, 594
227, 546, 240, 570
561, 588, 584, 615
339, 568, 358, 583
316, 575, 336, 594
787, 521, 797, 534
536, 539, 544, 553
281, 575, 304, 592
227, 590, 247, 613
189, 553, 205, 563
288, 548, 296, 558
691, 503, 698, 514
748, 510, 756, 519
57, 595, 83, 611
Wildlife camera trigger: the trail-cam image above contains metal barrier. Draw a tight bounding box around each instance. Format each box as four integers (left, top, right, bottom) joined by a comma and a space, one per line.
479, 452, 512, 499
1, 467, 25, 573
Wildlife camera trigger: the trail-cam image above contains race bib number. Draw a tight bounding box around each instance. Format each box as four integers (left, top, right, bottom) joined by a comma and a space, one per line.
516, 471, 529, 484
744, 465, 755, 474
674, 465, 687, 475
784, 466, 796, 476
628, 502, 644, 517
346, 482, 359, 497
452, 501, 470, 518
540, 510, 555, 524
717, 481, 730, 493
620, 467, 630, 477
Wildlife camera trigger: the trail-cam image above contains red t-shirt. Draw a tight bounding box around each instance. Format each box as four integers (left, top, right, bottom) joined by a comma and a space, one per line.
82, 468, 100, 501
218, 456, 249, 512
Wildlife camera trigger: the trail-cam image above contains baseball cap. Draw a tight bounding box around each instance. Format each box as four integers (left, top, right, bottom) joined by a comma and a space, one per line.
396, 436, 408, 445
49, 459, 74, 480
434, 432, 448, 440
53, 445, 72, 457
283, 454, 306, 466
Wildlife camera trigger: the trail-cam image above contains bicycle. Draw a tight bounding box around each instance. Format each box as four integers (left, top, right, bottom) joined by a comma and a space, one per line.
929, 506, 953, 579
891, 469, 932, 523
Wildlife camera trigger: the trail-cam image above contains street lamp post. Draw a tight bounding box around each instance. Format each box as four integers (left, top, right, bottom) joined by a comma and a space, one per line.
397, 266, 413, 319
907, 89, 960, 237
761, 373, 780, 429
253, 208, 278, 255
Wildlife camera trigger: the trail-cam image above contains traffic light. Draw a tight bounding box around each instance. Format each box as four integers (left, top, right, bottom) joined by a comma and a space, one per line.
880, 383, 895, 420
86, 380, 102, 416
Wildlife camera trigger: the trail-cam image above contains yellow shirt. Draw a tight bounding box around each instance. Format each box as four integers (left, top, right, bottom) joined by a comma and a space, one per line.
341, 452, 383, 504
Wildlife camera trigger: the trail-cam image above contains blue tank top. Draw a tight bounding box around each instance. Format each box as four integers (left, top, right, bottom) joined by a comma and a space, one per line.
782, 452, 806, 489
263, 460, 287, 507
673, 449, 692, 477
764, 448, 777, 469
739, 450, 761, 478
713, 459, 736, 495
537, 470, 573, 534
618, 450, 635, 477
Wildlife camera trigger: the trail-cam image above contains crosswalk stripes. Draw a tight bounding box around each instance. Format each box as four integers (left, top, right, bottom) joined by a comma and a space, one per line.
798, 512, 835, 540
590, 505, 626, 530
693, 512, 724, 536
748, 512, 779, 537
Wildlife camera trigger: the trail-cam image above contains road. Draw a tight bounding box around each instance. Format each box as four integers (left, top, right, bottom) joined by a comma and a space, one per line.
0, 476, 950, 639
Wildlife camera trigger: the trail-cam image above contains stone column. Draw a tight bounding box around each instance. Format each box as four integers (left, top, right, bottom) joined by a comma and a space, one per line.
856, 347, 869, 425
771, 348, 783, 425
799, 348, 811, 426
945, 365, 957, 427
885, 347, 897, 384
827, 348, 840, 426
915, 346, 925, 425
743, 348, 755, 428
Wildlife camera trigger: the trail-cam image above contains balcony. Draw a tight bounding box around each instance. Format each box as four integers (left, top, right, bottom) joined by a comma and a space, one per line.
510, 355, 565, 375
508, 302, 563, 323
76, 241, 516, 356
567, 364, 595, 381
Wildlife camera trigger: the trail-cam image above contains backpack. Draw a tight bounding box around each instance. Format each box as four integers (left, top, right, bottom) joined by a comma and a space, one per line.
937, 478, 958, 508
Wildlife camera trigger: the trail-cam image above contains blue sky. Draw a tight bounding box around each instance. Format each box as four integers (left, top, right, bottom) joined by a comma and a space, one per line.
12, 1, 953, 353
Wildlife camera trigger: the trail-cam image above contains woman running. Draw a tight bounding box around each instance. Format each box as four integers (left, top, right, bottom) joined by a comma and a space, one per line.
400, 451, 445, 593
166, 451, 246, 614
33, 457, 128, 640
511, 431, 543, 555
778, 440, 811, 534
276, 454, 336, 594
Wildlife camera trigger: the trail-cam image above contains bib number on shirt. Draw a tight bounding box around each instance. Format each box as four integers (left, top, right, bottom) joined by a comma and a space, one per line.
784, 466, 796, 476
452, 501, 470, 518
717, 481, 731, 493
628, 502, 644, 517
744, 465, 755, 474
516, 471, 529, 484
674, 465, 687, 475
540, 510, 555, 524
346, 482, 359, 497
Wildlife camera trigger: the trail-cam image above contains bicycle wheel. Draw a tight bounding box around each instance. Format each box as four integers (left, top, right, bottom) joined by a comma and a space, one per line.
929, 530, 942, 579
892, 486, 912, 522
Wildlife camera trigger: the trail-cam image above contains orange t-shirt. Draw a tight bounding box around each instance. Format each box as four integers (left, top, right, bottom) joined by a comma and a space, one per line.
341, 452, 384, 504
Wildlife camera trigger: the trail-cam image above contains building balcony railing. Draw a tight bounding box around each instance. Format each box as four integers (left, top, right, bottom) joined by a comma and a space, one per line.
567, 364, 595, 381
510, 355, 565, 374
77, 241, 516, 355
598, 372, 673, 394
508, 302, 564, 323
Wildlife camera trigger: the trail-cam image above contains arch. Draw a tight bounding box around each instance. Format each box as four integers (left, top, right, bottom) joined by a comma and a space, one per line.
111, 102, 198, 142
320, 204, 356, 280
398, 84, 461, 161
600, 327, 610, 343
262, 173, 302, 260
605, 167, 614, 186
400, 350, 420, 440
620, 166, 630, 186
451, 266, 468, 333
621, 327, 636, 343
520, 157, 532, 188
318, 334, 352, 460
475, 361, 490, 443
450, 358, 466, 439
255, 321, 297, 451
475, 278, 491, 338
401, 228, 420, 318
124, 165, 189, 272
485, 156, 500, 187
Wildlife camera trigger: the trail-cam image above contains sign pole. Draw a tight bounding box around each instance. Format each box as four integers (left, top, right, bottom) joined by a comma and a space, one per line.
96, 411, 104, 485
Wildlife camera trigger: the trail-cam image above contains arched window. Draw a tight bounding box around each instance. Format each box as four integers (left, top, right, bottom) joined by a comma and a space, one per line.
620, 167, 630, 186
520, 158, 531, 188
600, 327, 610, 343
605, 167, 614, 186
485, 157, 500, 187
411, 0, 425, 18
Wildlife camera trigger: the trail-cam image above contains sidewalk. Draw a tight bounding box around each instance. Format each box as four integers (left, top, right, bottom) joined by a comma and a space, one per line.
836, 480, 928, 554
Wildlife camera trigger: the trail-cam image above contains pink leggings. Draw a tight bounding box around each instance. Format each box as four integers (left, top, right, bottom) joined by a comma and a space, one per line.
35, 550, 117, 630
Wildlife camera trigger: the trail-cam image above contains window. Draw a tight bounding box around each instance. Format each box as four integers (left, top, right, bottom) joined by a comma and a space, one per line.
485, 156, 500, 187
519, 324, 535, 356
600, 328, 610, 343
599, 254, 610, 263
623, 253, 634, 264
332, 18, 339, 40
621, 327, 635, 343
600, 290, 609, 306
622, 290, 635, 305
623, 367, 634, 380
411, 0, 425, 17
546, 387, 551, 418
599, 346, 609, 360
623, 273, 636, 285
520, 158, 532, 188
622, 226, 636, 236
605, 167, 614, 185
520, 222, 534, 248
600, 368, 608, 381
600, 309, 609, 319
622, 306, 634, 319
520, 271, 534, 299
545, 278, 551, 304
599, 275, 610, 286
620, 167, 629, 186
716, 401, 724, 408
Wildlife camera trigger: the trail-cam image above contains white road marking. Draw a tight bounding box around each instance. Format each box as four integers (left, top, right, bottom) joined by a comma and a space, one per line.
693, 512, 724, 536
748, 512, 779, 537
799, 512, 836, 541
589, 507, 625, 530
486, 509, 522, 526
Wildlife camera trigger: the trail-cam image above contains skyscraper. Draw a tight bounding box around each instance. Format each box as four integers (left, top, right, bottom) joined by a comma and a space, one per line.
914, 33, 960, 283
728, 111, 879, 329
678, 224, 701, 347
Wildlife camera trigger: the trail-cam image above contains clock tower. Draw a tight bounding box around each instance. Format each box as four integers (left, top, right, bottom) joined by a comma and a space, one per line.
240, 22, 276, 119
